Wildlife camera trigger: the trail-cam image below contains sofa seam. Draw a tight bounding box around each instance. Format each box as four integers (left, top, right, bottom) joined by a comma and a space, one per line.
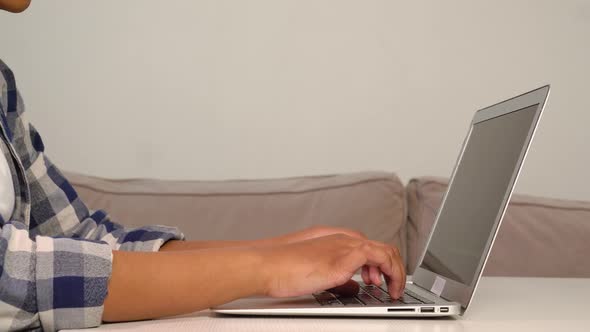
70, 177, 406, 198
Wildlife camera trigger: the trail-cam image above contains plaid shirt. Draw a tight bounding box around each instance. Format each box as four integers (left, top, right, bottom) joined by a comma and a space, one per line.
0, 59, 184, 331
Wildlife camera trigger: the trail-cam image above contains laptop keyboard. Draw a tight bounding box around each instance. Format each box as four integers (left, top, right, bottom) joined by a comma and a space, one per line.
313, 284, 434, 306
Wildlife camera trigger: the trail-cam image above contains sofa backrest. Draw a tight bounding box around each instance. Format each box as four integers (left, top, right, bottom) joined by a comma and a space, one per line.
66, 170, 590, 277
406, 177, 590, 277
66, 171, 408, 262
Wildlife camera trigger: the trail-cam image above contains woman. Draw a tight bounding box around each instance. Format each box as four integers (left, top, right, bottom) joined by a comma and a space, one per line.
0, 1, 405, 331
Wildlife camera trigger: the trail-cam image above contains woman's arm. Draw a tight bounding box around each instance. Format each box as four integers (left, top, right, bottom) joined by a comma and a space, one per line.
159, 238, 274, 251
103, 234, 405, 322
102, 247, 265, 322
159, 225, 368, 251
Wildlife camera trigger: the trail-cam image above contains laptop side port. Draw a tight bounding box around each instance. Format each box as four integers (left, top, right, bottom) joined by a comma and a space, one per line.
440, 307, 449, 313
420, 307, 435, 313
387, 308, 415, 312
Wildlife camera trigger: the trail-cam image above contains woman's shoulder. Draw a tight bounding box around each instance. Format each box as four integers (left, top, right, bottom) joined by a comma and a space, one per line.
0, 58, 16, 115
0, 58, 29, 146
0, 58, 15, 91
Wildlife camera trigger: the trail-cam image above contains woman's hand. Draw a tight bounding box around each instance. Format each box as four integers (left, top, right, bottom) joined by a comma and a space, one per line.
256, 234, 406, 299
271, 226, 392, 288
161, 225, 393, 288
275, 225, 368, 244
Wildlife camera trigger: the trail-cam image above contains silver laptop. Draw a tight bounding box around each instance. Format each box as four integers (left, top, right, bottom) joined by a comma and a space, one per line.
213, 85, 550, 317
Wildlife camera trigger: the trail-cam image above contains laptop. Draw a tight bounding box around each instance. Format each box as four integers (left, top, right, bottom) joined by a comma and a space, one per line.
213, 85, 551, 317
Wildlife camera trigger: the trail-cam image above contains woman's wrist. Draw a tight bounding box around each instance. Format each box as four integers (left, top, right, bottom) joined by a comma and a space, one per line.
104, 247, 271, 322
245, 247, 274, 297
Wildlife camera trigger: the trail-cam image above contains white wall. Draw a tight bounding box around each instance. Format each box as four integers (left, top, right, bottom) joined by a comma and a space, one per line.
1, 0, 589, 201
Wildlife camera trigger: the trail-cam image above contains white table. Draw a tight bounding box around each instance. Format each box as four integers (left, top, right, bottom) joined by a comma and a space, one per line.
69, 277, 590, 332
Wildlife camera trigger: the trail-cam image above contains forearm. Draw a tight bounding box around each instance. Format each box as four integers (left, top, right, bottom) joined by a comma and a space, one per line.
102, 248, 266, 322
160, 238, 279, 251
159, 226, 369, 252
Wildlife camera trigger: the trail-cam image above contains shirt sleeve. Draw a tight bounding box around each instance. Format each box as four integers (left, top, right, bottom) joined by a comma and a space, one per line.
0, 62, 185, 331
22, 114, 183, 331
1, 220, 112, 332
0, 206, 184, 332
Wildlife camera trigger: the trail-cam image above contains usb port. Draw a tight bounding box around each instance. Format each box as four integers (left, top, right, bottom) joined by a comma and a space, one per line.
440, 307, 449, 313
421, 307, 435, 313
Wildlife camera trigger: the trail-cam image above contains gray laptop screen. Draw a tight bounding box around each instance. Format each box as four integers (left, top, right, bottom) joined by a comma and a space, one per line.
420, 104, 539, 285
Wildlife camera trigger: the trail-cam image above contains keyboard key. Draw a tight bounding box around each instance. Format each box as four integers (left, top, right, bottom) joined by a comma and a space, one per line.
400, 294, 422, 304
313, 291, 336, 301
323, 299, 343, 306
404, 290, 435, 304
381, 297, 405, 305
362, 285, 423, 304
370, 292, 392, 302
336, 296, 362, 306
315, 298, 343, 306
313, 291, 344, 306
357, 293, 382, 305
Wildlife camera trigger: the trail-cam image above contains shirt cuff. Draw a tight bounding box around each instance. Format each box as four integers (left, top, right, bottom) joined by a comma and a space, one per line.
35, 236, 113, 332
115, 225, 185, 252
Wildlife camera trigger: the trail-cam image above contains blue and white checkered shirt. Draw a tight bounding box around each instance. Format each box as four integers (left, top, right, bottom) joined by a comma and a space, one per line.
0, 59, 184, 331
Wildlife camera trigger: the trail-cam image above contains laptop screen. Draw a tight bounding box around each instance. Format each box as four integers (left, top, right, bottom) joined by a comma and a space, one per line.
420, 104, 539, 286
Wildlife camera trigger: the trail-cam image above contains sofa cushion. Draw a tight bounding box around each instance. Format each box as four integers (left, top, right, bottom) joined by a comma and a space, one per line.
406, 176, 590, 277
65, 171, 407, 262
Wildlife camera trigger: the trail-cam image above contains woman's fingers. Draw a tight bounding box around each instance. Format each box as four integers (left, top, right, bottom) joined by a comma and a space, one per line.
361, 265, 371, 285
391, 246, 406, 288
398, 250, 406, 295
360, 243, 405, 298
369, 266, 381, 286
361, 243, 393, 289
382, 244, 405, 298
387, 246, 406, 298
261, 234, 406, 299
361, 241, 405, 299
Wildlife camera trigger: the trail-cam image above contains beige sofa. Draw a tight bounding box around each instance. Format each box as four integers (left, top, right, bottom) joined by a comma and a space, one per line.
65, 171, 590, 277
